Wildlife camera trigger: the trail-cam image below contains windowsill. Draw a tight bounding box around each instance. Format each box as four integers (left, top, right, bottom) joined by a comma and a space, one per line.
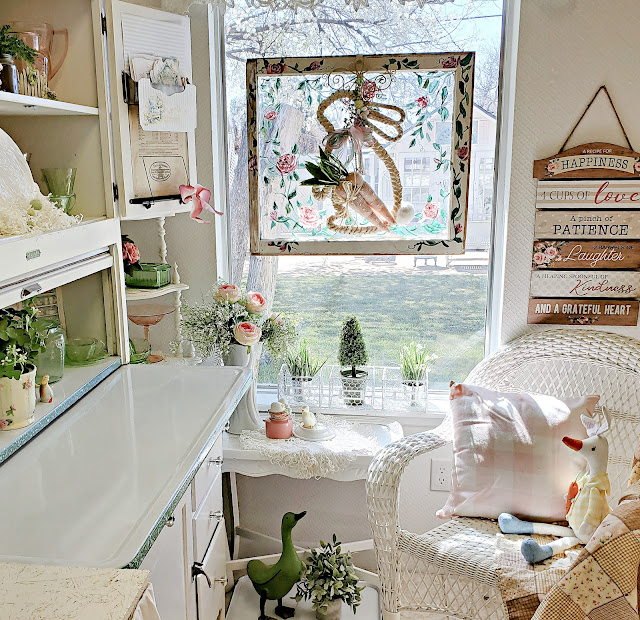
256, 385, 448, 428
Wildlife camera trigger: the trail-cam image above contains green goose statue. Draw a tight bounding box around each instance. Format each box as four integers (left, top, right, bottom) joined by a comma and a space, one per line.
248, 511, 307, 620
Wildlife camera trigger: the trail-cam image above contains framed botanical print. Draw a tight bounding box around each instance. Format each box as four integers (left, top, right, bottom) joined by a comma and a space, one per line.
247, 52, 475, 255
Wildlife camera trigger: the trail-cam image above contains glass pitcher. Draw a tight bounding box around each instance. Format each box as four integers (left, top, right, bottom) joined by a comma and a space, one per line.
8, 22, 68, 92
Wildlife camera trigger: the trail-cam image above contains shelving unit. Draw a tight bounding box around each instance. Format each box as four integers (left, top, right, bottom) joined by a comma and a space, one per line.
0, 92, 99, 116
125, 282, 189, 301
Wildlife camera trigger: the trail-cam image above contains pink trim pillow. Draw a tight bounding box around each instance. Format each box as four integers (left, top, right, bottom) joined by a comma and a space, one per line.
436, 383, 599, 521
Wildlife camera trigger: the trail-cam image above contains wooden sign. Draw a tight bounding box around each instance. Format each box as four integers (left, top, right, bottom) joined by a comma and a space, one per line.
531, 241, 640, 270
536, 180, 640, 209
535, 211, 640, 240
534, 143, 640, 179
530, 271, 640, 299
528, 298, 639, 326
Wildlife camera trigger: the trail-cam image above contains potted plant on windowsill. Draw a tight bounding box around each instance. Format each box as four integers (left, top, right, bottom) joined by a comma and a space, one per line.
284, 339, 326, 399
399, 342, 437, 407
295, 535, 364, 620
0, 302, 48, 430
338, 315, 368, 406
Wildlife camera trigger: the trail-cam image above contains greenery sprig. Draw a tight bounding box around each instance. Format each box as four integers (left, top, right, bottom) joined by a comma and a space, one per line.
399, 341, 438, 383
295, 535, 364, 614
0, 26, 37, 64
0, 302, 48, 380
284, 339, 326, 378
300, 148, 349, 187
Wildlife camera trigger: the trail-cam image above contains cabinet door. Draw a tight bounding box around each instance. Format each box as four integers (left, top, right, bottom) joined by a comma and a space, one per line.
194, 519, 227, 620
141, 495, 191, 620
103, 0, 197, 219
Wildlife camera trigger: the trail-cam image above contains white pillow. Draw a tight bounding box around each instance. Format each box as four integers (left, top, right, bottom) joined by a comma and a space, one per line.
437, 383, 599, 521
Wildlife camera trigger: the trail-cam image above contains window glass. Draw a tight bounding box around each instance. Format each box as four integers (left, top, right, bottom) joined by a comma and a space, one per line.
225, 0, 503, 390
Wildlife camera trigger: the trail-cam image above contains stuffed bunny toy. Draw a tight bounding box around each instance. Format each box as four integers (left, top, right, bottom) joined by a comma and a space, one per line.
499, 407, 612, 563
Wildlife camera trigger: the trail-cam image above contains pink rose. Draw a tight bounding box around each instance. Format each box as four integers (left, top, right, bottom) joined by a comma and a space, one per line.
442, 56, 460, 68
23, 379, 32, 389
455, 223, 463, 235
545, 246, 558, 258
635, 161, 640, 173
270, 313, 284, 326
547, 162, 557, 173
535, 242, 545, 250
533, 252, 546, 265
122, 242, 140, 265
248, 155, 257, 171
266, 62, 286, 75
246, 291, 267, 314
276, 154, 298, 175
457, 146, 469, 160
270, 210, 278, 221
422, 202, 439, 219
265, 110, 277, 121
298, 205, 319, 227
234, 322, 262, 346
216, 284, 241, 303
308, 61, 321, 71
0, 419, 7, 429
360, 80, 377, 101
416, 96, 429, 108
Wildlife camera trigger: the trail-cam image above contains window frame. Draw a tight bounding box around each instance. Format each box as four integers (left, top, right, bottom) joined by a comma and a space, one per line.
246, 52, 476, 256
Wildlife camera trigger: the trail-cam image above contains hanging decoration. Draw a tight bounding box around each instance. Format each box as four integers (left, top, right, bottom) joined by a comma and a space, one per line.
247, 52, 475, 256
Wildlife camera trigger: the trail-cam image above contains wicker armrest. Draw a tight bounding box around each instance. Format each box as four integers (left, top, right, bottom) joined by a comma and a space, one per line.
365, 416, 452, 615
619, 480, 640, 504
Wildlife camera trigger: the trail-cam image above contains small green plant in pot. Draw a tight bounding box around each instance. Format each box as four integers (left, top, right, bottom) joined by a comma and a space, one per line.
284, 339, 327, 401
0, 302, 48, 430
338, 315, 368, 406
399, 342, 438, 387
296, 535, 364, 620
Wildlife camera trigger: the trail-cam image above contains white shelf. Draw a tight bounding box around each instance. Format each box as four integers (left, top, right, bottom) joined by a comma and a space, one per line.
125, 283, 189, 301
0, 92, 99, 116
0, 218, 120, 284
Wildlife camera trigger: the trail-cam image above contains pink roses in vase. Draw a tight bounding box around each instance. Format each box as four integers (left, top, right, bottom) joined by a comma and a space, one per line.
179, 282, 297, 361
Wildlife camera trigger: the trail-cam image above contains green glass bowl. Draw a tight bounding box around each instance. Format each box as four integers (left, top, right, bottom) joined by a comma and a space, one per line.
125, 263, 172, 289
130, 338, 151, 364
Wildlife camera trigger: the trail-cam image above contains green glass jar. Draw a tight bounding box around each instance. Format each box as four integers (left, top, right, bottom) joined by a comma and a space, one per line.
36, 322, 65, 384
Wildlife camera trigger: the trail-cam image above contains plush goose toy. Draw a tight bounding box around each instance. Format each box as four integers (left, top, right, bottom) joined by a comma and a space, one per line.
499, 408, 611, 563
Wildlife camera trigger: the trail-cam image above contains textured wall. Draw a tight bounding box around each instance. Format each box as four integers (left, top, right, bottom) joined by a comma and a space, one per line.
500, 0, 640, 344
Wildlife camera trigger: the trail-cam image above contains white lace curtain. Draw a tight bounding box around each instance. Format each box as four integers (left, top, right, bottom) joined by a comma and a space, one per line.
163, 0, 452, 13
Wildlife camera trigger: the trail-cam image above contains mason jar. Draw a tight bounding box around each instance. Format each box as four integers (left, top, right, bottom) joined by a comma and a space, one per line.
36, 323, 65, 384
0, 54, 19, 94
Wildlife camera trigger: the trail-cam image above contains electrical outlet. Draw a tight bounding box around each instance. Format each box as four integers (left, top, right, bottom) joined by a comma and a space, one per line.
430, 458, 452, 491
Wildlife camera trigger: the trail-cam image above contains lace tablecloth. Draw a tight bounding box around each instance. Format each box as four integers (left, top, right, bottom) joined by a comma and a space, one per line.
239, 414, 386, 479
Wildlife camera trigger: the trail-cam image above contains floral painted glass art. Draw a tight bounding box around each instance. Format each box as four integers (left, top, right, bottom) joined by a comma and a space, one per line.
247, 52, 475, 255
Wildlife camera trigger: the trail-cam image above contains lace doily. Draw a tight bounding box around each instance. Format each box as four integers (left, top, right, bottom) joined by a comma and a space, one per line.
239, 414, 380, 478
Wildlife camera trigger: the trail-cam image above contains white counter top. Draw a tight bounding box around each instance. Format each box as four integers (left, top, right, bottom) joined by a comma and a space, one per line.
0, 365, 251, 569
0, 563, 149, 620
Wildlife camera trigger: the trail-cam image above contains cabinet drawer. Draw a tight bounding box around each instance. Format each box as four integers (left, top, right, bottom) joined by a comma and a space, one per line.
194, 517, 227, 620
193, 433, 224, 510
193, 473, 223, 562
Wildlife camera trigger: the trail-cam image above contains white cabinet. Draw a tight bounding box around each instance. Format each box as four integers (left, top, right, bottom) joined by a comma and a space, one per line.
195, 519, 228, 620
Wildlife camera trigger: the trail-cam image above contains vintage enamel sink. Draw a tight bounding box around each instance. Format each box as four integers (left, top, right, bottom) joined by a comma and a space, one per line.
0, 364, 251, 568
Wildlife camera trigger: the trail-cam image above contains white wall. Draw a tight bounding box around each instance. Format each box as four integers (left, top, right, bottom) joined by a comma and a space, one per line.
499, 0, 640, 344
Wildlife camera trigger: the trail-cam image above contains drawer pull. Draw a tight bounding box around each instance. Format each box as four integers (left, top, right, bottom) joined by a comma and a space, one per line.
209, 510, 223, 521
208, 457, 223, 466
21, 283, 42, 298
192, 562, 212, 587
214, 577, 228, 586
166, 515, 176, 527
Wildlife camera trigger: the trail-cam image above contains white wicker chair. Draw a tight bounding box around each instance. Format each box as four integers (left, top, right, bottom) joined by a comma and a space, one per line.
366, 329, 640, 619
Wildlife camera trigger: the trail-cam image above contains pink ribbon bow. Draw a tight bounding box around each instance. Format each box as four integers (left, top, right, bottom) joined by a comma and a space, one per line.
179, 184, 222, 223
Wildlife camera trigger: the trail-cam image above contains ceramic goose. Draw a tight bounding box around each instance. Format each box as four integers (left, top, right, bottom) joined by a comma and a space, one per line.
301, 406, 316, 429
248, 511, 306, 620
39, 375, 53, 404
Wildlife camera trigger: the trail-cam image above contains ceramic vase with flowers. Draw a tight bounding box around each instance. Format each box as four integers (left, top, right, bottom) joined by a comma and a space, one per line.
179, 282, 297, 433
296, 535, 364, 620
0, 302, 48, 430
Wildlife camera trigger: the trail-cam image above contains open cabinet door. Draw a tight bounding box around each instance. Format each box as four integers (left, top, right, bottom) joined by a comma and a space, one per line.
103, 0, 197, 220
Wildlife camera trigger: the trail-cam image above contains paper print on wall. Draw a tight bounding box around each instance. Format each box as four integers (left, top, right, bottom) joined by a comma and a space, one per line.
247, 53, 475, 255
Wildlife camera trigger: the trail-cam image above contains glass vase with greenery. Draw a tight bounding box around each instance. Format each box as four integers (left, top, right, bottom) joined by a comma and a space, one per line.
295, 535, 363, 620
0, 25, 37, 65
399, 342, 438, 387
284, 339, 326, 380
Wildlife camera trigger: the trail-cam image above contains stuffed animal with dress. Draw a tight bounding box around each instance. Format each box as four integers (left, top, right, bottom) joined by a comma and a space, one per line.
499, 408, 611, 564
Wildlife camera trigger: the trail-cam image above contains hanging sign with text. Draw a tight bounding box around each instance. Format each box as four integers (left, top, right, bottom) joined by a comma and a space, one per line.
528, 298, 639, 326
536, 180, 640, 209
530, 271, 640, 299
531, 241, 640, 270
533, 143, 640, 180
535, 211, 640, 240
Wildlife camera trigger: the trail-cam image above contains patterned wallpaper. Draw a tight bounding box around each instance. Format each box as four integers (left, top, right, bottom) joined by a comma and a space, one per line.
500, 0, 640, 343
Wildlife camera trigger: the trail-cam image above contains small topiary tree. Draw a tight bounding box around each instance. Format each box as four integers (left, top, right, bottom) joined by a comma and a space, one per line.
338, 315, 368, 378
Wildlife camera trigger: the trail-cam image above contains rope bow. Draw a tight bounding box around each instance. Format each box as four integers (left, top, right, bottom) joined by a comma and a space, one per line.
332, 180, 362, 218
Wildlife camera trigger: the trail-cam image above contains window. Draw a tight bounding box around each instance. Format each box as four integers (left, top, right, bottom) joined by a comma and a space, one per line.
224, 0, 503, 391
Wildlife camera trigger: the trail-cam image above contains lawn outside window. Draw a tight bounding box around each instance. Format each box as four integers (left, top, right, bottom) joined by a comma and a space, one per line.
224, 0, 503, 401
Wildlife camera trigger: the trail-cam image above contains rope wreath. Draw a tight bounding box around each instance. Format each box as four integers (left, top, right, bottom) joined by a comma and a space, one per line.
315, 89, 406, 235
